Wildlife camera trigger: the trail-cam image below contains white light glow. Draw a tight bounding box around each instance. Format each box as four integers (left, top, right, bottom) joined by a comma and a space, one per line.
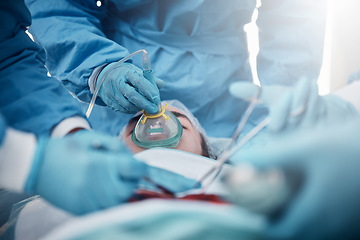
245, 5, 260, 86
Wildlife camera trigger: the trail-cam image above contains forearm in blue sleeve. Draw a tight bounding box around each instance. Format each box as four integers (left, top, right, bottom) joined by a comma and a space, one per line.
25, 0, 130, 103
257, 0, 327, 85
0, 0, 87, 137
0, 114, 6, 145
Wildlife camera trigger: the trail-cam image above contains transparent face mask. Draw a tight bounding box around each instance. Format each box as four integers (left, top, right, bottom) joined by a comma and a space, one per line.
132, 103, 183, 148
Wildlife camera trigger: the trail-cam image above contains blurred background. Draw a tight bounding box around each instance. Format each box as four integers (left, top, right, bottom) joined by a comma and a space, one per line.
246, 0, 360, 95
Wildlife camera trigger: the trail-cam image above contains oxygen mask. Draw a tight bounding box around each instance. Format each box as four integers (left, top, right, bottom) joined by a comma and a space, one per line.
132, 103, 183, 149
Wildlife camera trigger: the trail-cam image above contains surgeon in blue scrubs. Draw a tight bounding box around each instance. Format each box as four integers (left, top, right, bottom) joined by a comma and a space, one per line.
0, 0, 147, 219
24, 0, 327, 137
0, 0, 196, 226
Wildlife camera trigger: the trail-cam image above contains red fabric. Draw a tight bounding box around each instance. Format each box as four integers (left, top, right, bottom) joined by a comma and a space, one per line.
129, 189, 229, 205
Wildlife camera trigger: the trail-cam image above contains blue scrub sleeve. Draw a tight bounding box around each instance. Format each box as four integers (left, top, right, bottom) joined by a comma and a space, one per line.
257, 0, 327, 85
0, 0, 88, 137
25, 0, 131, 104
0, 114, 6, 145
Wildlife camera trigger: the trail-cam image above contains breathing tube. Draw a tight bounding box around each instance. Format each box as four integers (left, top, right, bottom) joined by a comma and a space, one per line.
86, 49, 183, 149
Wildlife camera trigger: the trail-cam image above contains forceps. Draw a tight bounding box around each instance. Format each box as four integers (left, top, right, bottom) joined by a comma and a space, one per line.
194, 87, 270, 191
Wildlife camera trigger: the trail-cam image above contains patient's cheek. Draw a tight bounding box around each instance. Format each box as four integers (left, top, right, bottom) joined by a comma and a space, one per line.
128, 144, 144, 154
176, 132, 202, 156
124, 136, 145, 154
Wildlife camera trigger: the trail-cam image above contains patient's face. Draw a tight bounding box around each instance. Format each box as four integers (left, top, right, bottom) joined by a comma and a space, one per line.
123, 106, 203, 155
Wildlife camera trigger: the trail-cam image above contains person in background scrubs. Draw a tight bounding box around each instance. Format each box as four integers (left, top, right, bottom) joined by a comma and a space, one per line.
24, 0, 327, 137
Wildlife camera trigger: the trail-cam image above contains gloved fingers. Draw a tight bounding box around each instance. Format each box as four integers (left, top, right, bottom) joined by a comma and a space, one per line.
232, 127, 324, 169
98, 69, 143, 113
98, 83, 140, 113
87, 134, 131, 155
116, 155, 147, 181
229, 82, 260, 101
284, 77, 323, 130
299, 79, 322, 126
262, 85, 294, 109
115, 180, 139, 202
125, 71, 161, 106
89, 167, 121, 209
154, 77, 165, 89
138, 178, 162, 192
268, 92, 293, 132
230, 81, 312, 132
99, 162, 138, 207
76, 195, 100, 215
98, 63, 161, 114
107, 91, 141, 113
235, 148, 286, 169
145, 166, 198, 193
86, 153, 142, 207
142, 69, 157, 85
230, 82, 292, 106
50, 131, 125, 153
73, 130, 131, 155
94, 159, 138, 208
289, 78, 312, 118
120, 78, 159, 114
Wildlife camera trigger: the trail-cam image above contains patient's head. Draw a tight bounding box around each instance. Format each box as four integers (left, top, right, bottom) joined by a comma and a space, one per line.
122, 101, 210, 157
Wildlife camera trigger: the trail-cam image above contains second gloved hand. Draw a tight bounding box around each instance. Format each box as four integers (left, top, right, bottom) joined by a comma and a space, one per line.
229, 77, 358, 133
140, 166, 199, 193
24, 131, 147, 215
227, 120, 360, 240
97, 62, 164, 114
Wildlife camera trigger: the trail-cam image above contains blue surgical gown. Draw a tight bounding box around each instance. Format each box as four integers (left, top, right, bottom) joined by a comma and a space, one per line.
0, 0, 86, 137
0, 114, 6, 145
25, 0, 326, 137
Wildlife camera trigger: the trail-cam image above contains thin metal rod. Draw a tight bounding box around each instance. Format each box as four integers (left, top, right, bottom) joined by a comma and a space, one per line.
194, 117, 270, 190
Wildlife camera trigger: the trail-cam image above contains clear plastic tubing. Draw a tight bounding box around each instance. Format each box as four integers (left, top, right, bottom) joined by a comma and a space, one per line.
86, 49, 151, 118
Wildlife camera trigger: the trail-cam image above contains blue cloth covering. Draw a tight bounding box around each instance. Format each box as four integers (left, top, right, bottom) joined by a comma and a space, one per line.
25, 0, 326, 137
0, 0, 86, 137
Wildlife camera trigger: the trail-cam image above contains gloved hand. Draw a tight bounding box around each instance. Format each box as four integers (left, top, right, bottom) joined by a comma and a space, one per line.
226, 121, 360, 240
140, 166, 199, 193
24, 131, 147, 215
97, 62, 164, 114
229, 77, 358, 133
